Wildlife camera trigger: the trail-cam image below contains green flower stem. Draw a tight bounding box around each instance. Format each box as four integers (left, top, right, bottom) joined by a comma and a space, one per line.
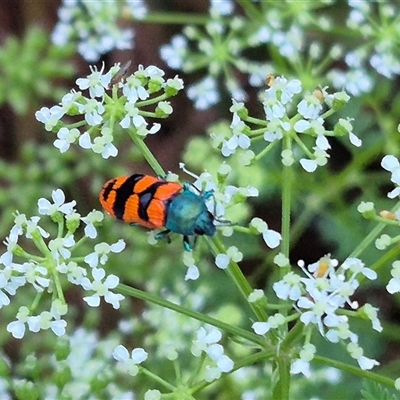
281, 320, 304, 350
348, 217, 395, 260
359, 244, 400, 285
253, 140, 279, 162
265, 302, 295, 312
209, 236, 268, 321
57, 219, 64, 238
30, 291, 43, 312
127, 129, 165, 176
187, 353, 206, 387
132, 12, 208, 25
373, 215, 400, 225
54, 278, 66, 303
292, 133, 314, 159
270, 134, 295, 399
271, 322, 305, 400
248, 127, 268, 138
281, 164, 292, 276
320, 108, 336, 120
173, 358, 181, 383
140, 367, 176, 391
65, 120, 88, 129
31, 230, 52, 258
237, 0, 263, 20
70, 235, 89, 253
231, 349, 275, 371
313, 355, 395, 388
192, 350, 275, 394
243, 115, 268, 127
117, 283, 267, 347
272, 357, 291, 400
136, 93, 169, 108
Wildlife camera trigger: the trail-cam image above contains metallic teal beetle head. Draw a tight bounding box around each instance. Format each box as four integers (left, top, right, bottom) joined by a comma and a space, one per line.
157, 183, 216, 251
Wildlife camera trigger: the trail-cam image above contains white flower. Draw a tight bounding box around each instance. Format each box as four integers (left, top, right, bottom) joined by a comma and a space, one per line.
250, 218, 281, 248
215, 246, 243, 269
52, 2, 134, 62
53, 127, 80, 153
266, 77, 302, 106
26, 216, 50, 239
7, 306, 30, 339
300, 158, 318, 173
252, 313, 285, 335
38, 189, 76, 216
83, 268, 124, 309
361, 304, 382, 332
291, 358, 311, 377
183, 251, 200, 281
273, 272, 302, 301
122, 75, 149, 103
191, 327, 233, 381
120, 102, 146, 128
81, 210, 104, 239
84, 240, 126, 268
48, 236, 74, 262
76, 63, 114, 99
387, 260, 400, 294
328, 67, 373, 96
210, 0, 234, 16
126, 0, 148, 19
20, 262, 50, 291
160, 34, 188, 70
297, 95, 322, 119
144, 390, 162, 400
382, 155, 400, 195
187, 76, 220, 110
290, 344, 316, 377
191, 327, 222, 356
113, 345, 148, 376
264, 118, 289, 142
347, 342, 379, 370
35, 106, 65, 131
57, 261, 87, 285
248, 289, 265, 303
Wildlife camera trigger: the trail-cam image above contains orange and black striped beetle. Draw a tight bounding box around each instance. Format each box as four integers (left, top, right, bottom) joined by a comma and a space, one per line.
99, 174, 216, 251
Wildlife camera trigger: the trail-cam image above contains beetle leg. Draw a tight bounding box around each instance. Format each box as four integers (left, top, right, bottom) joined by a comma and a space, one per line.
183, 235, 193, 251
155, 229, 172, 244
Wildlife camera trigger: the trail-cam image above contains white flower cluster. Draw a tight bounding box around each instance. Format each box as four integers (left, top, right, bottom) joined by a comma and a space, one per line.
0, 189, 125, 339
52, 0, 148, 62
262, 255, 382, 372
160, 0, 248, 109
328, 3, 400, 95
191, 326, 234, 382
361, 154, 400, 296
216, 77, 360, 172
35, 63, 184, 159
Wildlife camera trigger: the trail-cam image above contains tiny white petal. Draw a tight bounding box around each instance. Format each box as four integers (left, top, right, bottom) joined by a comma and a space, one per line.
185, 265, 200, 280
113, 345, 130, 362
263, 230, 282, 249
252, 322, 270, 335
131, 348, 148, 364
215, 254, 229, 269
300, 159, 318, 172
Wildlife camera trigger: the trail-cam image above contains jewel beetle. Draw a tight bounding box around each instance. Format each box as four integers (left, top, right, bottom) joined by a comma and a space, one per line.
99, 174, 216, 250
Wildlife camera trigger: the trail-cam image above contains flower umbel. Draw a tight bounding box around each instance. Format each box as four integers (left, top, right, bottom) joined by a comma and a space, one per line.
0, 189, 125, 338
274, 255, 380, 370
35, 63, 184, 159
